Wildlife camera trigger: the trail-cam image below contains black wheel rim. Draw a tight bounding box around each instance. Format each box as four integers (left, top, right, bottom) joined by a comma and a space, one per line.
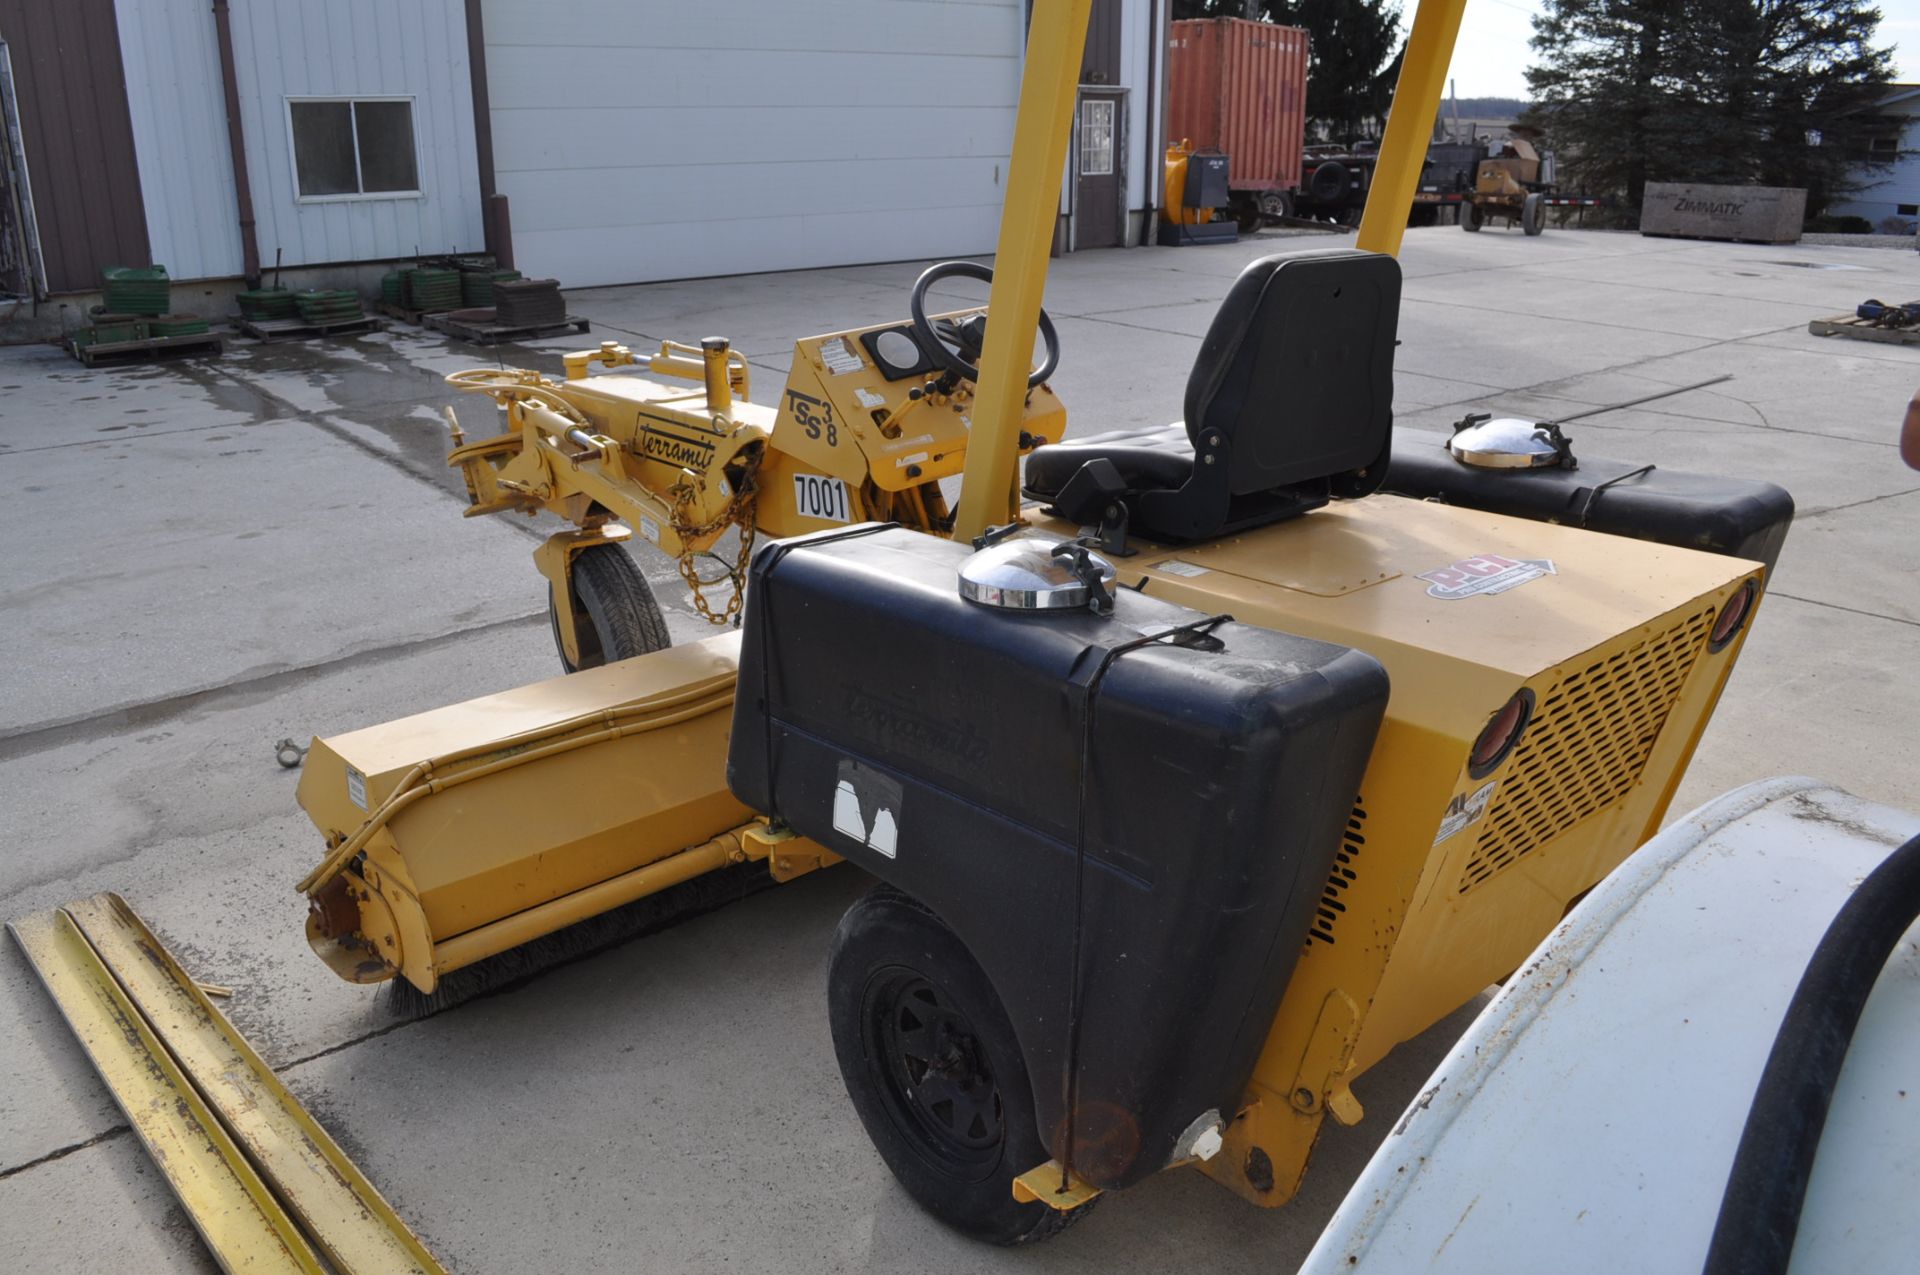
863, 968, 1004, 1178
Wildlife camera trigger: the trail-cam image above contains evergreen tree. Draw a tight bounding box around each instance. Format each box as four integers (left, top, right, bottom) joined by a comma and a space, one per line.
1523, 0, 1895, 221
1173, 0, 1406, 143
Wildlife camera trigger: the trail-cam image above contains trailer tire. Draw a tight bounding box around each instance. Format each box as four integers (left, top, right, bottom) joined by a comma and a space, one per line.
1231, 194, 1263, 235
549, 542, 671, 672
1307, 161, 1349, 206
1522, 192, 1546, 236
1461, 198, 1483, 232
828, 885, 1100, 1246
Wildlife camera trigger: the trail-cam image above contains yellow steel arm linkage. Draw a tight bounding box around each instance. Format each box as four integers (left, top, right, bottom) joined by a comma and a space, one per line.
1359, 0, 1470, 257
955, 0, 1470, 543
953, 0, 1092, 542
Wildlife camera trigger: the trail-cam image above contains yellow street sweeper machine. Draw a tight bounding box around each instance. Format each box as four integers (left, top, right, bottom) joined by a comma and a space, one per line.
291, 0, 1794, 1246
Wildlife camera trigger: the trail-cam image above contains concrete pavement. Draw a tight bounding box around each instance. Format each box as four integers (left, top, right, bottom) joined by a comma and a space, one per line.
1, 225, 1916, 1272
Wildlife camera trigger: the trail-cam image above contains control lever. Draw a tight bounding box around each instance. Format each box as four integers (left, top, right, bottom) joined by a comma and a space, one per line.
971, 522, 1026, 551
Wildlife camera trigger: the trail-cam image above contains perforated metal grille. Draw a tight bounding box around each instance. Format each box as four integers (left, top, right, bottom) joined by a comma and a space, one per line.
1456, 608, 1715, 895
1308, 800, 1367, 946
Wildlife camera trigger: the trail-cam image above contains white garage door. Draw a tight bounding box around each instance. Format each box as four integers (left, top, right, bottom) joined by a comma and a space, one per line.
482, 0, 1024, 287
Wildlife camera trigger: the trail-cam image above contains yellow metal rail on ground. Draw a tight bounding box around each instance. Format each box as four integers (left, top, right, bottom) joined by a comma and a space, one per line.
10, 894, 446, 1275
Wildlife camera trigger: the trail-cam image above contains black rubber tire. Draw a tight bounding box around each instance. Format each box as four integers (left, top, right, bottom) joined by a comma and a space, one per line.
1461, 198, 1483, 232
1231, 194, 1263, 235
827, 885, 1100, 1246
1522, 192, 1546, 236
548, 542, 671, 673
1307, 160, 1349, 206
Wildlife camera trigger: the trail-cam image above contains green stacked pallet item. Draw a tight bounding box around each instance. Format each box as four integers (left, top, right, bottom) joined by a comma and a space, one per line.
236, 288, 298, 322
293, 289, 366, 324
460, 268, 522, 307
100, 266, 170, 316
150, 313, 211, 337
380, 271, 406, 307
82, 317, 147, 346
405, 267, 463, 312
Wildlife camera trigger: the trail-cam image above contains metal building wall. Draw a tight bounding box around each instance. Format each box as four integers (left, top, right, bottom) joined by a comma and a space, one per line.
226, 0, 483, 268
1061, 0, 1161, 241
481, 0, 1025, 287
0, 0, 150, 293
112, 0, 244, 281
1118, 0, 1159, 216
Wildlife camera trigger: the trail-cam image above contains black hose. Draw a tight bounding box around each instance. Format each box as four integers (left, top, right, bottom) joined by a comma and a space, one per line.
1702, 829, 1920, 1275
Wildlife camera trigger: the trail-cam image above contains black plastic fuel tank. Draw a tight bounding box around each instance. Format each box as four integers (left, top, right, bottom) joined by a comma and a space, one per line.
1385, 426, 1794, 574
728, 524, 1388, 1190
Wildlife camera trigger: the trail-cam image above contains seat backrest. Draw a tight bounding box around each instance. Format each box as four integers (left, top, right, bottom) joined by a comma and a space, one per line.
1183, 249, 1400, 500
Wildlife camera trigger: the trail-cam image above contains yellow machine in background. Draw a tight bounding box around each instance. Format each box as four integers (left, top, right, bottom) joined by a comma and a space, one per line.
443, 277, 1064, 663
1463, 138, 1548, 234
1162, 138, 1226, 227
288, 0, 1787, 1247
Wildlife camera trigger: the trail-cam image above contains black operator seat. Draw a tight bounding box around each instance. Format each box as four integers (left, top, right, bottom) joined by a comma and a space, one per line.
1024, 249, 1401, 542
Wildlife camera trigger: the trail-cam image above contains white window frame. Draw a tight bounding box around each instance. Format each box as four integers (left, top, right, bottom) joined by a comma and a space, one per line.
284, 95, 424, 204
1079, 98, 1115, 178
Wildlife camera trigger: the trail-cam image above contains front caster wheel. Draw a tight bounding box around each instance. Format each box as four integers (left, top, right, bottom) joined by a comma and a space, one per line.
549, 542, 670, 672
827, 885, 1099, 1245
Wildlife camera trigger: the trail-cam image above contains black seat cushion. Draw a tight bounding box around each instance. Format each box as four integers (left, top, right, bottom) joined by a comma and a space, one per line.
1024, 424, 1193, 496
1025, 249, 1400, 542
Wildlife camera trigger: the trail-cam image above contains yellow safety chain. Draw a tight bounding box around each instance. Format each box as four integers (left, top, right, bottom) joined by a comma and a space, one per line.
670, 451, 761, 626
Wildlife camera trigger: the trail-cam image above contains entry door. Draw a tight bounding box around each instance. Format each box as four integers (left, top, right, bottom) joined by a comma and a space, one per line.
1074, 90, 1125, 248
1072, 0, 1125, 251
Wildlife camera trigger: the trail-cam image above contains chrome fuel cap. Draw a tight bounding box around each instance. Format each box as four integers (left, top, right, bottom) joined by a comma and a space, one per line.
1448, 416, 1569, 469
958, 536, 1117, 611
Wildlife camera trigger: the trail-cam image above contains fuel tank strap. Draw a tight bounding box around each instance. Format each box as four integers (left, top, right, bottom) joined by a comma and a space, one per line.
10, 894, 447, 1274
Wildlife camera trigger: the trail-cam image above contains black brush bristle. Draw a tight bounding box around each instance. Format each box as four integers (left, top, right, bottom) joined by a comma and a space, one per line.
381, 860, 779, 1019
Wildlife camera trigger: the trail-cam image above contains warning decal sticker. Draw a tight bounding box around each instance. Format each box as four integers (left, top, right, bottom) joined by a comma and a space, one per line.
1418, 553, 1557, 600
1434, 781, 1497, 845
833, 759, 902, 859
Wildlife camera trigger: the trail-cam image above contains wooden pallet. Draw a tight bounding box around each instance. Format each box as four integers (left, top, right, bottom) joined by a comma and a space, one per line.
422, 308, 590, 346
1808, 313, 1920, 346
374, 300, 459, 326
233, 314, 384, 343
68, 331, 224, 367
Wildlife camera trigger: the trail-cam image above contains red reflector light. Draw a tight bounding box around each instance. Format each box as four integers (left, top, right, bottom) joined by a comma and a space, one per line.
1710, 581, 1757, 651
1468, 689, 1534, 778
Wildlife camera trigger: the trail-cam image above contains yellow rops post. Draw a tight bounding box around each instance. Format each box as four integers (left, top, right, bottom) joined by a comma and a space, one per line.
290, 0, 1792, 1245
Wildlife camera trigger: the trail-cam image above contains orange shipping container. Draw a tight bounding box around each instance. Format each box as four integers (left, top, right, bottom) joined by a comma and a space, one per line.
1167, 17, 1309, 198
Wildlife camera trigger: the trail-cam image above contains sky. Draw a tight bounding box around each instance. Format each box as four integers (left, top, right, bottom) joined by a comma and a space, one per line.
1422, 0, 1920, 99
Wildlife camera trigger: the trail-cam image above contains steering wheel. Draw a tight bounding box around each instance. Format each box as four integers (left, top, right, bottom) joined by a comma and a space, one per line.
909, 261, 1061, 389
444, 367, 587, 423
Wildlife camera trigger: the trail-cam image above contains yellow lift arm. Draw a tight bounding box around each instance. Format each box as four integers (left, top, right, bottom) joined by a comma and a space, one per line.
955, 0, 1470, 541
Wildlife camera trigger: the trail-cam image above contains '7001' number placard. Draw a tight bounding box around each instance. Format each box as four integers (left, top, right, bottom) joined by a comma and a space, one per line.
793, 473, 852, 523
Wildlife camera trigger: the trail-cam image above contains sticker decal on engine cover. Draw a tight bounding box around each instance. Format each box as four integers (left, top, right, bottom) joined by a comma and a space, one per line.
1434, 780, 1496, 845
1418, 553, 1556, 600
832, 760, 901, 859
